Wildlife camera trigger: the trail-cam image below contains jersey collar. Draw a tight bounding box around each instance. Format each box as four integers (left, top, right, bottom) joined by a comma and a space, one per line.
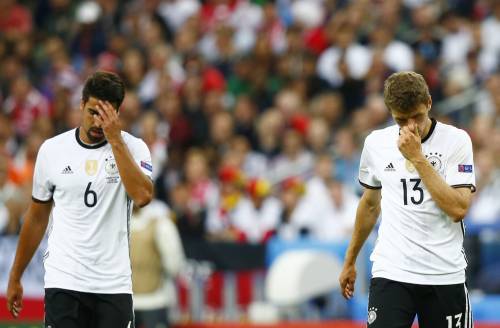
421, 118, 437, 143
75, 128, 108, 149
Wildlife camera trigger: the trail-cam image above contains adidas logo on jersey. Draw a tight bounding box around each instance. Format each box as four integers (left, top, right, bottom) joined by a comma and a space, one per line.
61, 166, 73, 174
384, 162, 396, 171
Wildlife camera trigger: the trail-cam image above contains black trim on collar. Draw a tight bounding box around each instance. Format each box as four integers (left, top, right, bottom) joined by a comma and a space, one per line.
75, 127, 107, 149
421, 118, 437, 143
359, 180, 382, 190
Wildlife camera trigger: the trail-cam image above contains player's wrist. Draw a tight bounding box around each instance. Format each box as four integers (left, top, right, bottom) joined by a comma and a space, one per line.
8, 271, 22, 283
344, 257, 356, 267
107, 134, 124, 147
410, 154, 427, 166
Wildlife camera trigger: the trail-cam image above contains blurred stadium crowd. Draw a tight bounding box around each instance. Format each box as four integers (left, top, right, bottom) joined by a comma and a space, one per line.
0, 0, 500, 297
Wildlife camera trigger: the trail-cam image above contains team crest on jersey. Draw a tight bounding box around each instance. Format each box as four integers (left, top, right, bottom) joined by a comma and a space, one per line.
105, 156, 119, 175
104, 155, 120, 183
368, 307, 378, 324
425, 152, 443, 171
85, 160, 98, 176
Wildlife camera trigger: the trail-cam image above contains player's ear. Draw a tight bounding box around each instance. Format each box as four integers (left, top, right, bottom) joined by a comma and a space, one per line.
427, 97, 432, 112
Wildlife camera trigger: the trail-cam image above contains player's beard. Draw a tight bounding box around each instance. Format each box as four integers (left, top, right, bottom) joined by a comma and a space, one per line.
87, 127, 105, 143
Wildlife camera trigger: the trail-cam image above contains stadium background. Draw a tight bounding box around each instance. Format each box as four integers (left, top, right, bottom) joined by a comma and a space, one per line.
0, 0, 500, 327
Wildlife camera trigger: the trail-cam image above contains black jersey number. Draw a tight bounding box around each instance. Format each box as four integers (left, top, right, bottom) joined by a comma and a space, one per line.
400, 178, 424, 205
84, 182, 97, 207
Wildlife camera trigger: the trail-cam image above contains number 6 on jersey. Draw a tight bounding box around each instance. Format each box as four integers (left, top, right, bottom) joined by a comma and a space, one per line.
84, 182, 97, 207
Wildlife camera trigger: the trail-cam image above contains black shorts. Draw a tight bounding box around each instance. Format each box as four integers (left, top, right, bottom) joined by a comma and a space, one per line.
367, 278, 473, 328
44, 288, 134, 328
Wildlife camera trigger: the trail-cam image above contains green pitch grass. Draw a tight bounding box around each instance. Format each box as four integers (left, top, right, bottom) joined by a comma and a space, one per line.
0, 323, 42, 328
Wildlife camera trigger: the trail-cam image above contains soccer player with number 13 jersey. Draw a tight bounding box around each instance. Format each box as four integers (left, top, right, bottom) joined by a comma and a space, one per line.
340, 72, 476, 328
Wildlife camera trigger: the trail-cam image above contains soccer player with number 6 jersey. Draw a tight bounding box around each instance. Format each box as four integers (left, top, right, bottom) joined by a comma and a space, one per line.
6, 71, 154, 327
340, 71, 476, 328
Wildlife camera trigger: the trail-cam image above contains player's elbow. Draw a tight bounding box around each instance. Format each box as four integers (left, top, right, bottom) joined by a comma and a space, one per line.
134, 193, 152, 208
134, 183, 154, 208
450, 208, 467, 222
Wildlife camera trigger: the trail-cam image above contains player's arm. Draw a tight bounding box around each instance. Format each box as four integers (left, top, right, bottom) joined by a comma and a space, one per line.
95, 100, 153, 207
107, 136, 153, 207
399, 124, 472, 222
412, 157, 472, 221
339, 187, 381, 299
7, 200, 52, 318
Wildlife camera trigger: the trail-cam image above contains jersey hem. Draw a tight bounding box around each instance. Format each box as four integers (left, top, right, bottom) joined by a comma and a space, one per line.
44, 283, 132, 295
371, 272, 466, 285
359, 180, 382, 189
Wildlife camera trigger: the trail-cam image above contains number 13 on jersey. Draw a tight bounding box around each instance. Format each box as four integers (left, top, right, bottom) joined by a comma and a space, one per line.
400, 178, 423, 205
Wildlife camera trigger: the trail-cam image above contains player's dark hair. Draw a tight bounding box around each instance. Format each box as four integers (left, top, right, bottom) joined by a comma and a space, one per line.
383, 71, 430, 113
82, 71, 125, 110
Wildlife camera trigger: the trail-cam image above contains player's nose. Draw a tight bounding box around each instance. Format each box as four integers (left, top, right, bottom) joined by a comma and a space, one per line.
406, 118, 417, 129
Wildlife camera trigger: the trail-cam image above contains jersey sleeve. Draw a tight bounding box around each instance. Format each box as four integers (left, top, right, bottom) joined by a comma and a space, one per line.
32, 142, 55, 202
358, 135, 382, 189
445, 130, 476, 192
129, 138, 153, 179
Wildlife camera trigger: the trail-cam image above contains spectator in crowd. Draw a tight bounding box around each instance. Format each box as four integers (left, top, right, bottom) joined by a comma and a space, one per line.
256, 109, 284, 158
131, 200, 186, 328
119, 91, 143, 134
309, 92, 345, 128
231, 177, 281, 243
208, 111, 235, 159
139, 111, 168, 181
0, 0, 32, 41
232, 95, 258, 147
276, 176, 314, 240
312, 179, 359, 242
3, 75, 50, 138
223, 136, 268, 179
206, 164, 246, 242
0, 152, 24, 235
333, 127, 361, 195
474, 72, 500, 144
303, 154, 335, 215
9, 131, 44, 188
469, 148, 500, 224
270, 128, 314, 183
0, 113, 16, 155
317, 20, 371, 111
171, 149, 216, 242
306, 118, 331, 156
480, 2, 500, 75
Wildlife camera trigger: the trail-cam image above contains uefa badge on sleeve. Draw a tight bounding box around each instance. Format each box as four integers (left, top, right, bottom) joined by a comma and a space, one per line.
458, 164, 473, 173
140, 161, 153, 173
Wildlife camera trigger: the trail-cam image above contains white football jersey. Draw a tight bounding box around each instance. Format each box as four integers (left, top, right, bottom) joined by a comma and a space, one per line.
32, 128, 153, 294
359, 119, 476, 285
